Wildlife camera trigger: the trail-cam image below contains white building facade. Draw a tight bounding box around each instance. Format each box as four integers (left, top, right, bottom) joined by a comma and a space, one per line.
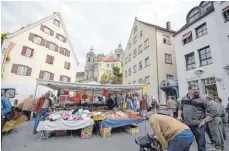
1, 12, 79, 103
174, 1, 229, 106
123, 18, 178, 104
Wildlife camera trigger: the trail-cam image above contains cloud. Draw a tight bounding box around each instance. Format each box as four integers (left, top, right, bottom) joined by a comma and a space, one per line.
1, 1, 201, 72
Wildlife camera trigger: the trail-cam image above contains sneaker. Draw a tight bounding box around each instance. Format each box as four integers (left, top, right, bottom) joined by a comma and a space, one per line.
33, 130, 37, 134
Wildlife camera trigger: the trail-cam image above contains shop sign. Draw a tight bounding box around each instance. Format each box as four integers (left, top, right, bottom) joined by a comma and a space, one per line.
194, 69, 204, 75
142, 85, 147, 93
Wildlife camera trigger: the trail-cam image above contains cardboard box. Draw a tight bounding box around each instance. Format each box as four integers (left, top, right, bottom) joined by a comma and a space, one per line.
100, 128, 111, 138
81, 126, 93, 139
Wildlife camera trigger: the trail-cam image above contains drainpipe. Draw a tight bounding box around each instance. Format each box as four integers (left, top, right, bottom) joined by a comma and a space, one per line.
155, 28, 160, 104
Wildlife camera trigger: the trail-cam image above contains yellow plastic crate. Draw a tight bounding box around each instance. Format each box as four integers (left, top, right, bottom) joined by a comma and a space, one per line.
93, 116, 105, 121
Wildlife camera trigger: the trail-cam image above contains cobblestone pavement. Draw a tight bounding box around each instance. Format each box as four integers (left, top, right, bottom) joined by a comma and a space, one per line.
2, 121, 229, 151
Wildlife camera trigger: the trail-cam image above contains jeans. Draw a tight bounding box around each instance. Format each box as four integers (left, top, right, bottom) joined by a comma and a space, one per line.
189, 125, 206, 151
168, 130, 194, 151
34, 108, 48, 130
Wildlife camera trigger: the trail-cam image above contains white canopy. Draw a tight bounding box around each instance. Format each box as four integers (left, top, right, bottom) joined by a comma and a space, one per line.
36, 79, 143, 93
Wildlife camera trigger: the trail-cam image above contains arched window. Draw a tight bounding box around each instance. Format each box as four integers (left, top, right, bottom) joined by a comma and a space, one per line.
187, 8, 200, 23
88, 57, 90, 62
200, 1, 213, 13
117, 54, 120, 59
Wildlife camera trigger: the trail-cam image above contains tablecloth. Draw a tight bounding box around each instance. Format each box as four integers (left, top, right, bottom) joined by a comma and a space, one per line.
37, 118, 94, 131
100, 118, 144, 130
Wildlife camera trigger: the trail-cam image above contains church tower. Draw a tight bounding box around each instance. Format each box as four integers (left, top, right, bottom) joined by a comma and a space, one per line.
115, 42, 124, 62
84, 46, 96, 80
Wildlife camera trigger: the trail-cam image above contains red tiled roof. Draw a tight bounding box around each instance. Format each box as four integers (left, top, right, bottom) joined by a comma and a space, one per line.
104, 55, 118, 62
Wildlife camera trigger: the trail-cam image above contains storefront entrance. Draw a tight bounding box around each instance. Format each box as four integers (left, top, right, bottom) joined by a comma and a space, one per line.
160, 80, 179, 101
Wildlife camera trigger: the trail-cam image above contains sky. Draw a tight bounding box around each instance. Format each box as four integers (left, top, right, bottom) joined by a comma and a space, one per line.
1, 0, 201, 72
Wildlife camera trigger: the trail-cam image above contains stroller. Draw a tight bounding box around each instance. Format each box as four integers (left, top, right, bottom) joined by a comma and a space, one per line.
135, 134, 163, 151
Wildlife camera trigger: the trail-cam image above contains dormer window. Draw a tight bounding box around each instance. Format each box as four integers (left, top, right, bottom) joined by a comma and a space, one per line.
187, 8, 200, 23
200, 1, 213, 13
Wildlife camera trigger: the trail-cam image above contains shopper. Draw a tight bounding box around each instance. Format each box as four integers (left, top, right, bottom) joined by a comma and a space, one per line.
177, 86, 217, 151
33, 92, 52, 134
166, 96, 177, 117
149, 96, 158, 113
106, 94, 115, 110
148, 113, 194, 151
1, 92, 12, 145
132, 96, 140, 111
22, 95, 35, 121
140, 95, 148, 117
126, 96, 133, 110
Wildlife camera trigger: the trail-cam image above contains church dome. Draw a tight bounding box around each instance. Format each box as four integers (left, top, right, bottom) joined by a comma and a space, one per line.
87, 46, 96, 57
115, 42, 124, 53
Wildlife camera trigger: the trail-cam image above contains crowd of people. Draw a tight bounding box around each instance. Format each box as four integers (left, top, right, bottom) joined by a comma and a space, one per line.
148, 85, 228, 151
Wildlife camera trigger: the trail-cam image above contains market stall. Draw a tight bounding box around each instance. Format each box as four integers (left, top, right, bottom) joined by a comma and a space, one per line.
33, 79, 144, 138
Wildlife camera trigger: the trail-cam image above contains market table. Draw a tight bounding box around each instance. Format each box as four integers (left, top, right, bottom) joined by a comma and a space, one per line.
37, 118, 94, 139
100, 118, 144, 130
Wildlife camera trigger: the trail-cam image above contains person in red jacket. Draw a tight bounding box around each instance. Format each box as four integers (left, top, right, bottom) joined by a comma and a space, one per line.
140, 95, 148, 117
33, 92, 52, 134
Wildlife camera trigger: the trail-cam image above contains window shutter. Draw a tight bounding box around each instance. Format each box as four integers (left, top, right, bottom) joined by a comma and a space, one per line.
41, 38, 46, 46
39, 70, 44, 79
30, 49, 34, 57
26, 67, 32, 76
55, 45, 59, 52
67, 50, 70, 57
68, 62, 70, 69
28, 33, 34, 41
59, 47, 63, 54
60, 75, 63, 81
45, 41, 50, 48
40, 25, 44, 32
21, 46, 27, 55
68, 77, 71, 82
51, 30, 54, 36
64, 61, 67, 69
50, 73, 54, 80
51, 56, 54, 64
11, 64, 18, 74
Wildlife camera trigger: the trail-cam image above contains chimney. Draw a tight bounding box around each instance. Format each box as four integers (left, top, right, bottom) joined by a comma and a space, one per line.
166, 21, 171, 31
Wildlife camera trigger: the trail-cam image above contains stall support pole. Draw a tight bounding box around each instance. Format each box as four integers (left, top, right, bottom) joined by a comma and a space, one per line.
92, 88, 95, 111
30, 83, 39, 121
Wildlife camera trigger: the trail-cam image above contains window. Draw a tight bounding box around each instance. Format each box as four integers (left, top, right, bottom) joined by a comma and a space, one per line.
163, 35, 170, 44
128, 68, 131, 76
166, 74, 173, 80
138, 78, 143, 84
222, 6, 229, 22
64, 61, 70, 69
17, 65, 27, 75
106, 64, 110, 68
133, 49, 137, 58
144, 39, 149, 49
125, 70, 127, 77
196, 23, 208, 38
63, 76, 68, 82
133, 80, 136, 84
188, 80, 199, 87
57, 34, 65, 42
134, 26, 137, 34
33, 35, 41, 44
133, 36, 137, 44
111, 63, 115, 68
53, 19, 60, 27
140, 30, 143, 38
44, 26, 51, 35
188, 9, 200, 23
88, 57, 90, 62
145, 57, 150, 67
46, 55, 54, 64
133, 65, 137, 73
139, 45, 143, 54
125, 57, 128, 64
129, 54, 132, 61
139, 61, 143, 70
182, 32, 193, 45
185, 52, 196, 70
49, 42, 56, 51
201, 1, 212, 13
63, 49, 68, 56
25, 48, 32, 57
145, 76, 150, 84
165, 54, 172, 64
199, 46, 212, 66
43, 72, 51, 80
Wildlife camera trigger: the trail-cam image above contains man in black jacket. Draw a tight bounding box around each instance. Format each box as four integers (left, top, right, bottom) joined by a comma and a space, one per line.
106, 94, 115, 110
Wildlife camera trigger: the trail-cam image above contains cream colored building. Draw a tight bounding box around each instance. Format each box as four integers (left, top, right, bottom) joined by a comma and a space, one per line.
1, 12, 79, 103
123, 17, 177, 104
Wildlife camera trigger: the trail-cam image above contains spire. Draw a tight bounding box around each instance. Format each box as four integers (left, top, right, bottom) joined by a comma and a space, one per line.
118, 41, 122, 47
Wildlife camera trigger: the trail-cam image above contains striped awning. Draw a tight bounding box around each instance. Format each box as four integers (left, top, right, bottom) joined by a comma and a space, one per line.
182, 31, 192, 40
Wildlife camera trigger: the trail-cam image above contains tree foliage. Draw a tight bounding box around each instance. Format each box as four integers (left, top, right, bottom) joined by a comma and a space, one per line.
1, 33, 8, 46
112, 67, 123, 84
100, 72, 113, 84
